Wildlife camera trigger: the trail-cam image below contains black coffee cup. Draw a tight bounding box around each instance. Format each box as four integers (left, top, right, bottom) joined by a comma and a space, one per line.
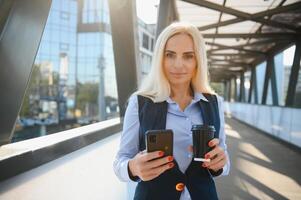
191, 124, 215, 162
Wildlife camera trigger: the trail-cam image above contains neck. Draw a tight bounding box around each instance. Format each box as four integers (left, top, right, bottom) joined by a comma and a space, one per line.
170, 83, 193, 99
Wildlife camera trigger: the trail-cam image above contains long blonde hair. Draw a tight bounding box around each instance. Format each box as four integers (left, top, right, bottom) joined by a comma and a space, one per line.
135, 22, 214, 102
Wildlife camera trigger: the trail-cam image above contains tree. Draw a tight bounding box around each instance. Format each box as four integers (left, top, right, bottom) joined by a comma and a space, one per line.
76, 82, 99, 113
210, 82, 223, 96
19, 64, 41, 117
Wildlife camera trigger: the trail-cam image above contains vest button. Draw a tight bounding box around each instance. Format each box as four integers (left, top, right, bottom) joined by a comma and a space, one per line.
175, 183, 185, 191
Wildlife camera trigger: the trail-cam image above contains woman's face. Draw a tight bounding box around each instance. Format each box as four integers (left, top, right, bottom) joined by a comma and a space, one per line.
163, 33, 197, 87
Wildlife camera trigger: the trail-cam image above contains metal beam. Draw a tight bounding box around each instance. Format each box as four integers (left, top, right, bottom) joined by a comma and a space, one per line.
198, 2, 301, 31
270, 55, 279, 106
156, 0, 178, 38
262, 62, 269, 105
232, 38, 289, 48
207, 39, 291, 49
209, 59, 251, 67
239, 72, 245, 102
0, 0, 51, 145
206, 42, 264, 55
261, 55, 278, 105
234, 75, 237, 101
200, 18, 241, 32
210, 0, 226, 51
203, 33, 298, 39
228, 79, 232, 102
108, 0, 139, 117
248, 67, 258, 103
223, 81, 229, 101
209, 62, 249, 68
285, 39, 301, 106
208, 53, 258, 58
254, 67, 258, 104
188, 0, 300, 32
252, 40, 294, 68
247, 0, 287, 45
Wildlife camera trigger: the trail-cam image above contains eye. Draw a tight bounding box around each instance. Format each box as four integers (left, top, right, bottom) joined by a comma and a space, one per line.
183, 54, 194, 59
165, 52, 175, 58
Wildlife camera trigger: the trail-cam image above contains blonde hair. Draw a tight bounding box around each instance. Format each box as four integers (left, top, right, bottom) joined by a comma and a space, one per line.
135, 22, 214, 102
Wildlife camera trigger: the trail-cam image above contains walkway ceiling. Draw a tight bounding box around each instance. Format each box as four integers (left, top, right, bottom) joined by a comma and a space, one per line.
176, 0, 301, 82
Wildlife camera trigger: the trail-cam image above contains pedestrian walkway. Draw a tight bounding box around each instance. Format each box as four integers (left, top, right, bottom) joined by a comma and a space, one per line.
1, 117, 299, 200
215, 117, 301, 200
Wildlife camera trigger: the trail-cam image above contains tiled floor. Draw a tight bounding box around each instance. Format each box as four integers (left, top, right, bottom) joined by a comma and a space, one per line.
215, 117, 301, 200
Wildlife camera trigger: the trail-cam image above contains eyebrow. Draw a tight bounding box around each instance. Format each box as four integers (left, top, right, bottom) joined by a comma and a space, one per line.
165, 50, 195, 54
183, 51, 195, 55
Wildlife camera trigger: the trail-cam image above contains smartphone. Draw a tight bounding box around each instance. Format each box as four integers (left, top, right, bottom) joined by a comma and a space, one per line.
146, 129, 173, 156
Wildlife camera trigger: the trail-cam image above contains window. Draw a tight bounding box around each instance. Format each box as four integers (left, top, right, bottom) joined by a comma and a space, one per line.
142, 33, 149, 50
151, 38, 154, 51
60, 11, 70, 20
60, 42, 69, 51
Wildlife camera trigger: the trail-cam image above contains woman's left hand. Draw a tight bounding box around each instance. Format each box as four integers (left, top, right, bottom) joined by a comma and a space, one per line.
202, 138, 226, 172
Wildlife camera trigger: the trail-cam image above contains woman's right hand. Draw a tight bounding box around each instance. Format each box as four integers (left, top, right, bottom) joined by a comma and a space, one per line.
128, 151, 174, 181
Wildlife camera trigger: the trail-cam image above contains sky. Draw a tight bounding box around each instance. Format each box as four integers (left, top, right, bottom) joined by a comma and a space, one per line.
136, 0, 159, 24
283, 45, 295, 66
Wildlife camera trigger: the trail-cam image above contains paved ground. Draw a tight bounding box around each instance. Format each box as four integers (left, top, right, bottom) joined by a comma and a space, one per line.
2, 117, 300, 200
215, 117, 301, 200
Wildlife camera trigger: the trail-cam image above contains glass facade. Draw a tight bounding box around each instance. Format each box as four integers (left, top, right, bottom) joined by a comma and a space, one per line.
137, 19, 156, 82
14, 0, 119, 142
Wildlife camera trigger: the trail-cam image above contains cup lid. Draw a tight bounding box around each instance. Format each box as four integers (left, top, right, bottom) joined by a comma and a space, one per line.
191, 124, 215, 132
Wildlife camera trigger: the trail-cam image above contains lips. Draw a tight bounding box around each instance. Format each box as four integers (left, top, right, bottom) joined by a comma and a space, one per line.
170, 72, 187, 76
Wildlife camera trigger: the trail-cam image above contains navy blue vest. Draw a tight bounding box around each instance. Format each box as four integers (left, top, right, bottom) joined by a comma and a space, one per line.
133, 94, 222, 200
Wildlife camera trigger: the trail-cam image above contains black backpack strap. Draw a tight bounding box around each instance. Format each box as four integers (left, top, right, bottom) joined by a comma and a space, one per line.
137, 95, 146, 151
199, 93, 220, 138
137, 95, 168, 151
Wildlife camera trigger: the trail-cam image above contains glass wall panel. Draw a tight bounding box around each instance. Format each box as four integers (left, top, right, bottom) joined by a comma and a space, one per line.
244, 70, 251, 102
14, 0, 119, 143
256, 61, 266, 103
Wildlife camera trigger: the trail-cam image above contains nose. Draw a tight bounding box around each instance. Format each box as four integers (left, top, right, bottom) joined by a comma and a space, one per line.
174, 56, 183, 69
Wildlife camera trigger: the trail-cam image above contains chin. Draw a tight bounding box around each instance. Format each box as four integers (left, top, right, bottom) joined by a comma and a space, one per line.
169, 79, 190, 86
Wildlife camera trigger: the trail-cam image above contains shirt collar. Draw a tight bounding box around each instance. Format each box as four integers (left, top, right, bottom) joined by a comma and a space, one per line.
193, 92, 209, 103
166, 92, 208, 104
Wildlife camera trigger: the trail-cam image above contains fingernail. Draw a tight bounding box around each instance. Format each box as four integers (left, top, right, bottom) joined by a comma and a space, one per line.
158, 151, 164, 156
169, 163, 174, 168
202, 163, 206, 167
209, 141, 213, 146
167, 156, 173, 162
205, 154, 210, 159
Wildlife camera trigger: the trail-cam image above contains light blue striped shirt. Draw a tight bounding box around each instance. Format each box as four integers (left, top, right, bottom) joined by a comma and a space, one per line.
113, 93, 230, 200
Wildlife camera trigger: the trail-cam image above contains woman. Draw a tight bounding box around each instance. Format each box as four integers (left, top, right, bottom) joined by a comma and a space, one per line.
113, 22, 230, 200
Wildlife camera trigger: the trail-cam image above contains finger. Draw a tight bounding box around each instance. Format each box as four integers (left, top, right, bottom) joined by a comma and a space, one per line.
205, 145, 223, 160
207, 159, 226, 171
205, 152, 225, 168
147, 156, 173, 169
208, 138, 219, 147
141, 151, 164, 162
143, 162, 173, 181
152, 162, 174, 177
